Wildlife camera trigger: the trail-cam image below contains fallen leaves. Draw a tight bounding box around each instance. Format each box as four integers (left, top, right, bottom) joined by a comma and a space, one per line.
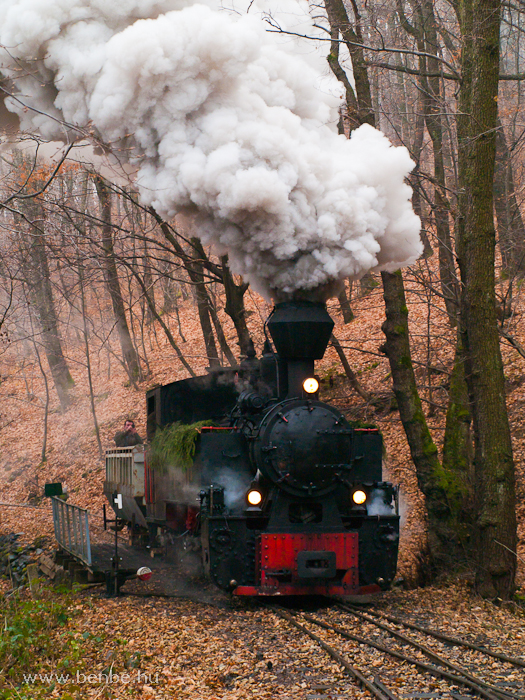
1, 584, 519, 700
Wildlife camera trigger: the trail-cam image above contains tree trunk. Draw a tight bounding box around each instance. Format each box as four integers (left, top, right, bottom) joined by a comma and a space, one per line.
206, 291, 237, 367
20, 200, 74, 410
419, 0, 458, 325
410, 175, 433, 259
330, 335, 369, 400
323, 0, 375, 127
78, 252, 103, 459
160, 257, 178, 314
142, 238, 155, 325
337, 283, 354, 324
455, 0, 517, 598
151, 209, 223, 367
28, 304, 50, 463
359, 272, 379, 296
416, 0, 476, 561
94, 176, 142, 383
441, 334, 475, 559
189, 241, 220, 369
380, 270, 451, 569
410, 99, 433, 258
494, 120, 525, 279
398, 0, 457, 322
221, 256, 253, 357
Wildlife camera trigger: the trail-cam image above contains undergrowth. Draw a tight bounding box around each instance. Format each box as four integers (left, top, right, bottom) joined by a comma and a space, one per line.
0, 585, 101, 699
148, 420, 211, 472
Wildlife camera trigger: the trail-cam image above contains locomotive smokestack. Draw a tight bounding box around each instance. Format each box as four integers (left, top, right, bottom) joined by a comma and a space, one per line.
266, 301, 334, 398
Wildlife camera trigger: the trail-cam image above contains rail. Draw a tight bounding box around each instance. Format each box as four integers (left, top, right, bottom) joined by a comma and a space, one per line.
51, 497, 92, 567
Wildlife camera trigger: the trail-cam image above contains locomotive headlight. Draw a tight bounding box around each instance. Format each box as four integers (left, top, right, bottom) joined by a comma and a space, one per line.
352, 489, 367, 505
303, 377, 319, 394
247, 489, 263, 506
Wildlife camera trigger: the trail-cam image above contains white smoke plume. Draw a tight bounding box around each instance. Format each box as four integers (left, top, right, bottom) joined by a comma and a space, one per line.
0, 0, 422, 300
367, 488, 396, 517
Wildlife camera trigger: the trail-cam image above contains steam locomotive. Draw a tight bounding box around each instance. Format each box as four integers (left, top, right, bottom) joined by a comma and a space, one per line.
104, 301, 399, 596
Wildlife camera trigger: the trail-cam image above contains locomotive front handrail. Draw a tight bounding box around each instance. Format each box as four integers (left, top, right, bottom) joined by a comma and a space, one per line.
51, 497, 92, 567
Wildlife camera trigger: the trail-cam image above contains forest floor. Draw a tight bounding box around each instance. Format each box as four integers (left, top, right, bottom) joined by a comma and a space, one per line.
1, 577, 524, 699
0, 267, 525, 697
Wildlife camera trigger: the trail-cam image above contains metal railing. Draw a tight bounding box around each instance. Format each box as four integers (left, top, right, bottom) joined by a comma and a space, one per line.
105, 445, 145, 495
51, 497, 92, 567
106, 446, 135, 485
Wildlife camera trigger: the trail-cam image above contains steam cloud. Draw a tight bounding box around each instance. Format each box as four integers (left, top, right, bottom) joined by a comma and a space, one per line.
0, 0, 422, 300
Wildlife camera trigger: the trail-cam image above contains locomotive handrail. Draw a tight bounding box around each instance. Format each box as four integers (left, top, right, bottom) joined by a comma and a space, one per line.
51, 497, 92, 567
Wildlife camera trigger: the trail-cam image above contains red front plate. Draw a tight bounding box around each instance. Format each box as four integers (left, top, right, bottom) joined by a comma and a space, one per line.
234, 532, 359, 596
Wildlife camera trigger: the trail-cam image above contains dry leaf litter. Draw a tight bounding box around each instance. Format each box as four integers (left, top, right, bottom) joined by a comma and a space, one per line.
0, 263, 524, 698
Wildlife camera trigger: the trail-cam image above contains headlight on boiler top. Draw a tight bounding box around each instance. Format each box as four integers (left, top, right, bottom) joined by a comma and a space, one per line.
247, 489, 263, 506
352, 489, 367, 505
303, 377, 319, 394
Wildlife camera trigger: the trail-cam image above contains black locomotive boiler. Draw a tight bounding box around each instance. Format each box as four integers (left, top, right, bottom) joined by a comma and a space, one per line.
104, 301, 400, 596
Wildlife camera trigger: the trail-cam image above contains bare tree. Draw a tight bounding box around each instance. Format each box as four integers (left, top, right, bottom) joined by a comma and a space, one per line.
455, 0, 517, 598
93, 175, 142, 383
17, 191, 75, 410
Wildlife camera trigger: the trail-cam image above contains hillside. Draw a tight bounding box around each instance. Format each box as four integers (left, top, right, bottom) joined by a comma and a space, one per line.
0, 266, 524, 590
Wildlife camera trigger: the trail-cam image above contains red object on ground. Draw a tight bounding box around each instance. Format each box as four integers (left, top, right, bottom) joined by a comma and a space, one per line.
137, 566, 153, 581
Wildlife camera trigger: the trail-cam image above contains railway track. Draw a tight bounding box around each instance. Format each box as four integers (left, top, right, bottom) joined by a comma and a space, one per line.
266, 602, 525, 700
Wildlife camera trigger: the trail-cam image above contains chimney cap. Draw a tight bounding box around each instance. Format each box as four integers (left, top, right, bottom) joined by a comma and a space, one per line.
267, 300, 334, 360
